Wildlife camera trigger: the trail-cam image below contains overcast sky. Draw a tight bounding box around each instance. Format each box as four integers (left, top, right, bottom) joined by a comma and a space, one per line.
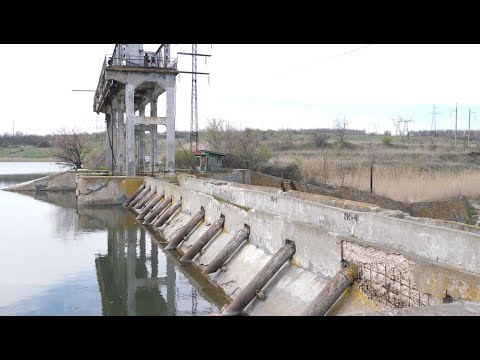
1, 44, 480, 135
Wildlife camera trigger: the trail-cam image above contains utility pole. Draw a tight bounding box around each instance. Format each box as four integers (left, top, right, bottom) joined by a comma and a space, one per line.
469, 109, 476, 148
429, 104, 439, 137
450, 103, 458, 146
455, 102, 458, 146
469, 108, 471, 147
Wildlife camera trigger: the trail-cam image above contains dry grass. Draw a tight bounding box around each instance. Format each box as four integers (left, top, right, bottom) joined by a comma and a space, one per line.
275, 149, 480, 203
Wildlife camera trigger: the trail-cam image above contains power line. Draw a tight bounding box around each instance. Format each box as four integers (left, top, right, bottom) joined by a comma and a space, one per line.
336, 44, 373, 57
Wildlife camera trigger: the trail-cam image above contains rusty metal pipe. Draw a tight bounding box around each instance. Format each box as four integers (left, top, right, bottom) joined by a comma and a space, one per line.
128, 185, 150, 208
143, 196, 172, 225
152, 199, 182, 228
302, 262, 359, 316
123, 183, 145, 206
202, 227, 249, 275
221, 242, 296, 316
133, 189, 156, 210
180, 216, 224, 261
136, 192, 164, 220
165, 208, 205, 250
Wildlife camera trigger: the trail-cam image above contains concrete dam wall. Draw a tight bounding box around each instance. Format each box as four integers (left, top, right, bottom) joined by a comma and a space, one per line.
3, 171, 78, 191
75, 173, 480, 315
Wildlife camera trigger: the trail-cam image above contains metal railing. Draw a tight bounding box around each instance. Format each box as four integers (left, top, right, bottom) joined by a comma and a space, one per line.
94, 51, 178, 113
105, 54, 178, 69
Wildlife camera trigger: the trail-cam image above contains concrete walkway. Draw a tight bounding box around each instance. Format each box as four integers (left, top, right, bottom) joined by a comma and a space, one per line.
360, 301, 480, 316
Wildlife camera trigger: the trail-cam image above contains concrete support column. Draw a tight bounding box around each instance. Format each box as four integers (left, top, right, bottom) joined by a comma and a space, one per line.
150, 125, 157, 173
166, 85, 176, 173
125, 84, 136, 176
117, 95, 126, 175
139, 106, 146, 170
112, 95, 118, 173
110, 103, 117, 175
150, 99, 158, 173
105, 113, 112, 171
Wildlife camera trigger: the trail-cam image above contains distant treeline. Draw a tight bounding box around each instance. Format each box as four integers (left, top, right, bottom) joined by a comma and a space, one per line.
0, 133, 52, 147
2, 128, 480, 148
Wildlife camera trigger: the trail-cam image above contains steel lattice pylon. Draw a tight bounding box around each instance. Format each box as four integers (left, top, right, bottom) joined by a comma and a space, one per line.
190, 44, 198, 153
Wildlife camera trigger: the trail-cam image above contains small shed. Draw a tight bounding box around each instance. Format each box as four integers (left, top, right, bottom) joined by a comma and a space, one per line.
194, 150, 225, 172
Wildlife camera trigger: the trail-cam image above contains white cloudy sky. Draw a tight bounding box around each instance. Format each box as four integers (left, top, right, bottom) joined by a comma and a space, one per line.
1, 44, 480, 135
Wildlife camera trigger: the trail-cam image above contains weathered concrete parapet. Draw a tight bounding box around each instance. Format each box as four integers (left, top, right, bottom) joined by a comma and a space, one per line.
177, 174, 480, 276
128, 175, 480, 314
76, 176, 143, 206
4, 171, 78, 191
142, 177, 358, 315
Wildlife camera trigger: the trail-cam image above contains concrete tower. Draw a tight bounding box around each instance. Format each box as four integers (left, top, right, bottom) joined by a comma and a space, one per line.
93, 44, 178, 175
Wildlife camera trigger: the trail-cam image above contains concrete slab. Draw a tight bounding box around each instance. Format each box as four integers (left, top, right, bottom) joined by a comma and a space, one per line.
245, 265, 329, 316
360, 301, 480, 316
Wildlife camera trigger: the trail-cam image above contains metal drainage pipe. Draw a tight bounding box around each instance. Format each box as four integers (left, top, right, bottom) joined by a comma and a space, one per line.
165, 208, 205, 250
128, 185, 151, 208
202, 226, 249, 275
143, 196, 172, 225
180, 216, 224, 262
136, 192, 164, 220
302, 262, 359, 316
152, 199, 182, 228
133, 189, 157, 210
221, 241, 296, 316
123, 183, 145, 206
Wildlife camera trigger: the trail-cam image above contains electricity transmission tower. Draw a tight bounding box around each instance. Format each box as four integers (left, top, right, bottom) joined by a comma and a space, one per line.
392, 116, 414, 148
190, 44, 198, 153
177, 45, 211, 154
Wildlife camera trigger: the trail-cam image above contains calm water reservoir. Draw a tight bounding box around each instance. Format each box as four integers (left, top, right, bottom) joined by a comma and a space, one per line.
0, 162, 226, 315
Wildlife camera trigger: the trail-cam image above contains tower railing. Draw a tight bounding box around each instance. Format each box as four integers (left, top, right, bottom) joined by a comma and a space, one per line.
104, 54, 178, 69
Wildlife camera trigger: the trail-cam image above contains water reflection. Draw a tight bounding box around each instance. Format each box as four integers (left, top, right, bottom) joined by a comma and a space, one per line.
93, 211, 225, 316
0, 167, 227, 316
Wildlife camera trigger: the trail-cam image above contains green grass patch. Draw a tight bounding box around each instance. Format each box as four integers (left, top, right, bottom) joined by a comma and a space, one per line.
463, 197, 479, 225
0, 146, 52, 158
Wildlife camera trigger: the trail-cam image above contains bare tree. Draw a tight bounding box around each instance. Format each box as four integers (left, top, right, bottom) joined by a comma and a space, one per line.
50, 128, 92, 170
319, 149, 329, 186
333, 117, 349, 147
233, 128, 272, 170
203, 118, 225, 151
313, 132, 330, 148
